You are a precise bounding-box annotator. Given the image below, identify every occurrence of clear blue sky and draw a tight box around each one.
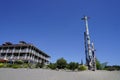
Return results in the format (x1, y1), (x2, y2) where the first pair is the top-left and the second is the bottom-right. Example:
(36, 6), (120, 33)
(0, 0), (120, 65)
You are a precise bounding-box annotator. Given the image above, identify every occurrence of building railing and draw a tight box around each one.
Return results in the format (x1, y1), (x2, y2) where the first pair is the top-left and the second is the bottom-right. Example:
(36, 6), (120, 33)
(0, 48), (49, 63)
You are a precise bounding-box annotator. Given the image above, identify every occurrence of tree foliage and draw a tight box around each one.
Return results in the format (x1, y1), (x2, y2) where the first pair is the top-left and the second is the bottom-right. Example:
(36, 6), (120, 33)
(68, 62), (79, 70)
(56, 58), (67, 69)
(96, 59), (102, 70)
(104, 65), (120, 71)
(47, 63), (57, 70)
(36, 62), (45, 68)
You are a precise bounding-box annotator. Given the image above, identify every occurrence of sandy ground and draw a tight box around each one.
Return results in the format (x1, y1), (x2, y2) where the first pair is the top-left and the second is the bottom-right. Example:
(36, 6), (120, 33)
(0, 68), (120, 80)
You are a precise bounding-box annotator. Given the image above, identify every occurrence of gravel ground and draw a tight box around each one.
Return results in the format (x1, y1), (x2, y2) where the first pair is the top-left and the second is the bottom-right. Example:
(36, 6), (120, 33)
(0, 68), (120, 80)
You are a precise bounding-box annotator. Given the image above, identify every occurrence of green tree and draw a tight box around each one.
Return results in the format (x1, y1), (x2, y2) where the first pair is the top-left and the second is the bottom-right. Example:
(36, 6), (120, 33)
(96, 59), (102, 70)
(56, 58), (67, 69)
(36, 62), (44, 68)
(36, 61), (45, 68)
(104, 65), (120, 71)
(47, 63), (57, 70)
(68, 62), (79, 70)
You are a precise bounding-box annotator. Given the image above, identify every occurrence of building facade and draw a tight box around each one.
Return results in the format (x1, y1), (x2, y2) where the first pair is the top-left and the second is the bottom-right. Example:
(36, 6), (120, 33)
(0, 41), (50, 64)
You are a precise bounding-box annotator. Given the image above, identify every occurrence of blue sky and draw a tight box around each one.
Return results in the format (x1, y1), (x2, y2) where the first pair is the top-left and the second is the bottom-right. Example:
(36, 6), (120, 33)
(0, 0), (120, 65)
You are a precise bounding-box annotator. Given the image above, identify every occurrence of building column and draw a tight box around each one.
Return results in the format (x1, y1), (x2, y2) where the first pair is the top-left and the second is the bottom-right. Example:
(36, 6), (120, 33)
(28, 46), (32, 63)
(0, 48), (3, 59)
(4, 48), (8, 61)
(18, 47), (21, 60)
(11, 47), (15, 60)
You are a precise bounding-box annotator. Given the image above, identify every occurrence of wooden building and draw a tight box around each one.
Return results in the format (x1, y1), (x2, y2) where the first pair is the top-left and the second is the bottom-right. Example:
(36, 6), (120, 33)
(0, 41), (50, 64)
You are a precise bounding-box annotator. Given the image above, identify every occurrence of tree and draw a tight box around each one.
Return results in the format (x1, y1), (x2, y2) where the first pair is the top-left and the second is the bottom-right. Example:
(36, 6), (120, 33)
(96, 59), (102, 70)
(101, 62), (108, 69)
(56, 58), (67, 69)
(104, 65), (120, 71)
(36, 61), (45, 68)
(47, 63), (57, 70)
(68, 62), (79, 70)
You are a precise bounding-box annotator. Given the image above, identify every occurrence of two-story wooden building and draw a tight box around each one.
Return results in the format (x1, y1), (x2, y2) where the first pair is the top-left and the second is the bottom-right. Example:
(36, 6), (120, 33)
(0, 41), (50, 64)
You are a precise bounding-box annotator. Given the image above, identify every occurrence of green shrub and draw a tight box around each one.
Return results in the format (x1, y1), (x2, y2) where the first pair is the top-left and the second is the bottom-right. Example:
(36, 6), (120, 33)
(104, 65), (120, 71)
(14, 60), (24, 64)
(67, 62), (79, 71)
(36, 62), (45, 68)
(12, 64), (21, 69)
(47, 63), (57, 70)
(22, 64), (29, 68)
(78, 65), (87, 71)
(7, 64), (13, 68)
(0, 63), (4, 68)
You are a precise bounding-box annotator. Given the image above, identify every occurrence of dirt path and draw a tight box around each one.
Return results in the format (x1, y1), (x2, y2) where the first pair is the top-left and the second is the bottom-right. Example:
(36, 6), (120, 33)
(0, 68), (120, 80)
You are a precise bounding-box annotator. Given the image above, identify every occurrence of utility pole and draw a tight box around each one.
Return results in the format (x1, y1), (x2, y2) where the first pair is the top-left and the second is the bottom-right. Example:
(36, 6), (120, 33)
(82, 16), (96, 71)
